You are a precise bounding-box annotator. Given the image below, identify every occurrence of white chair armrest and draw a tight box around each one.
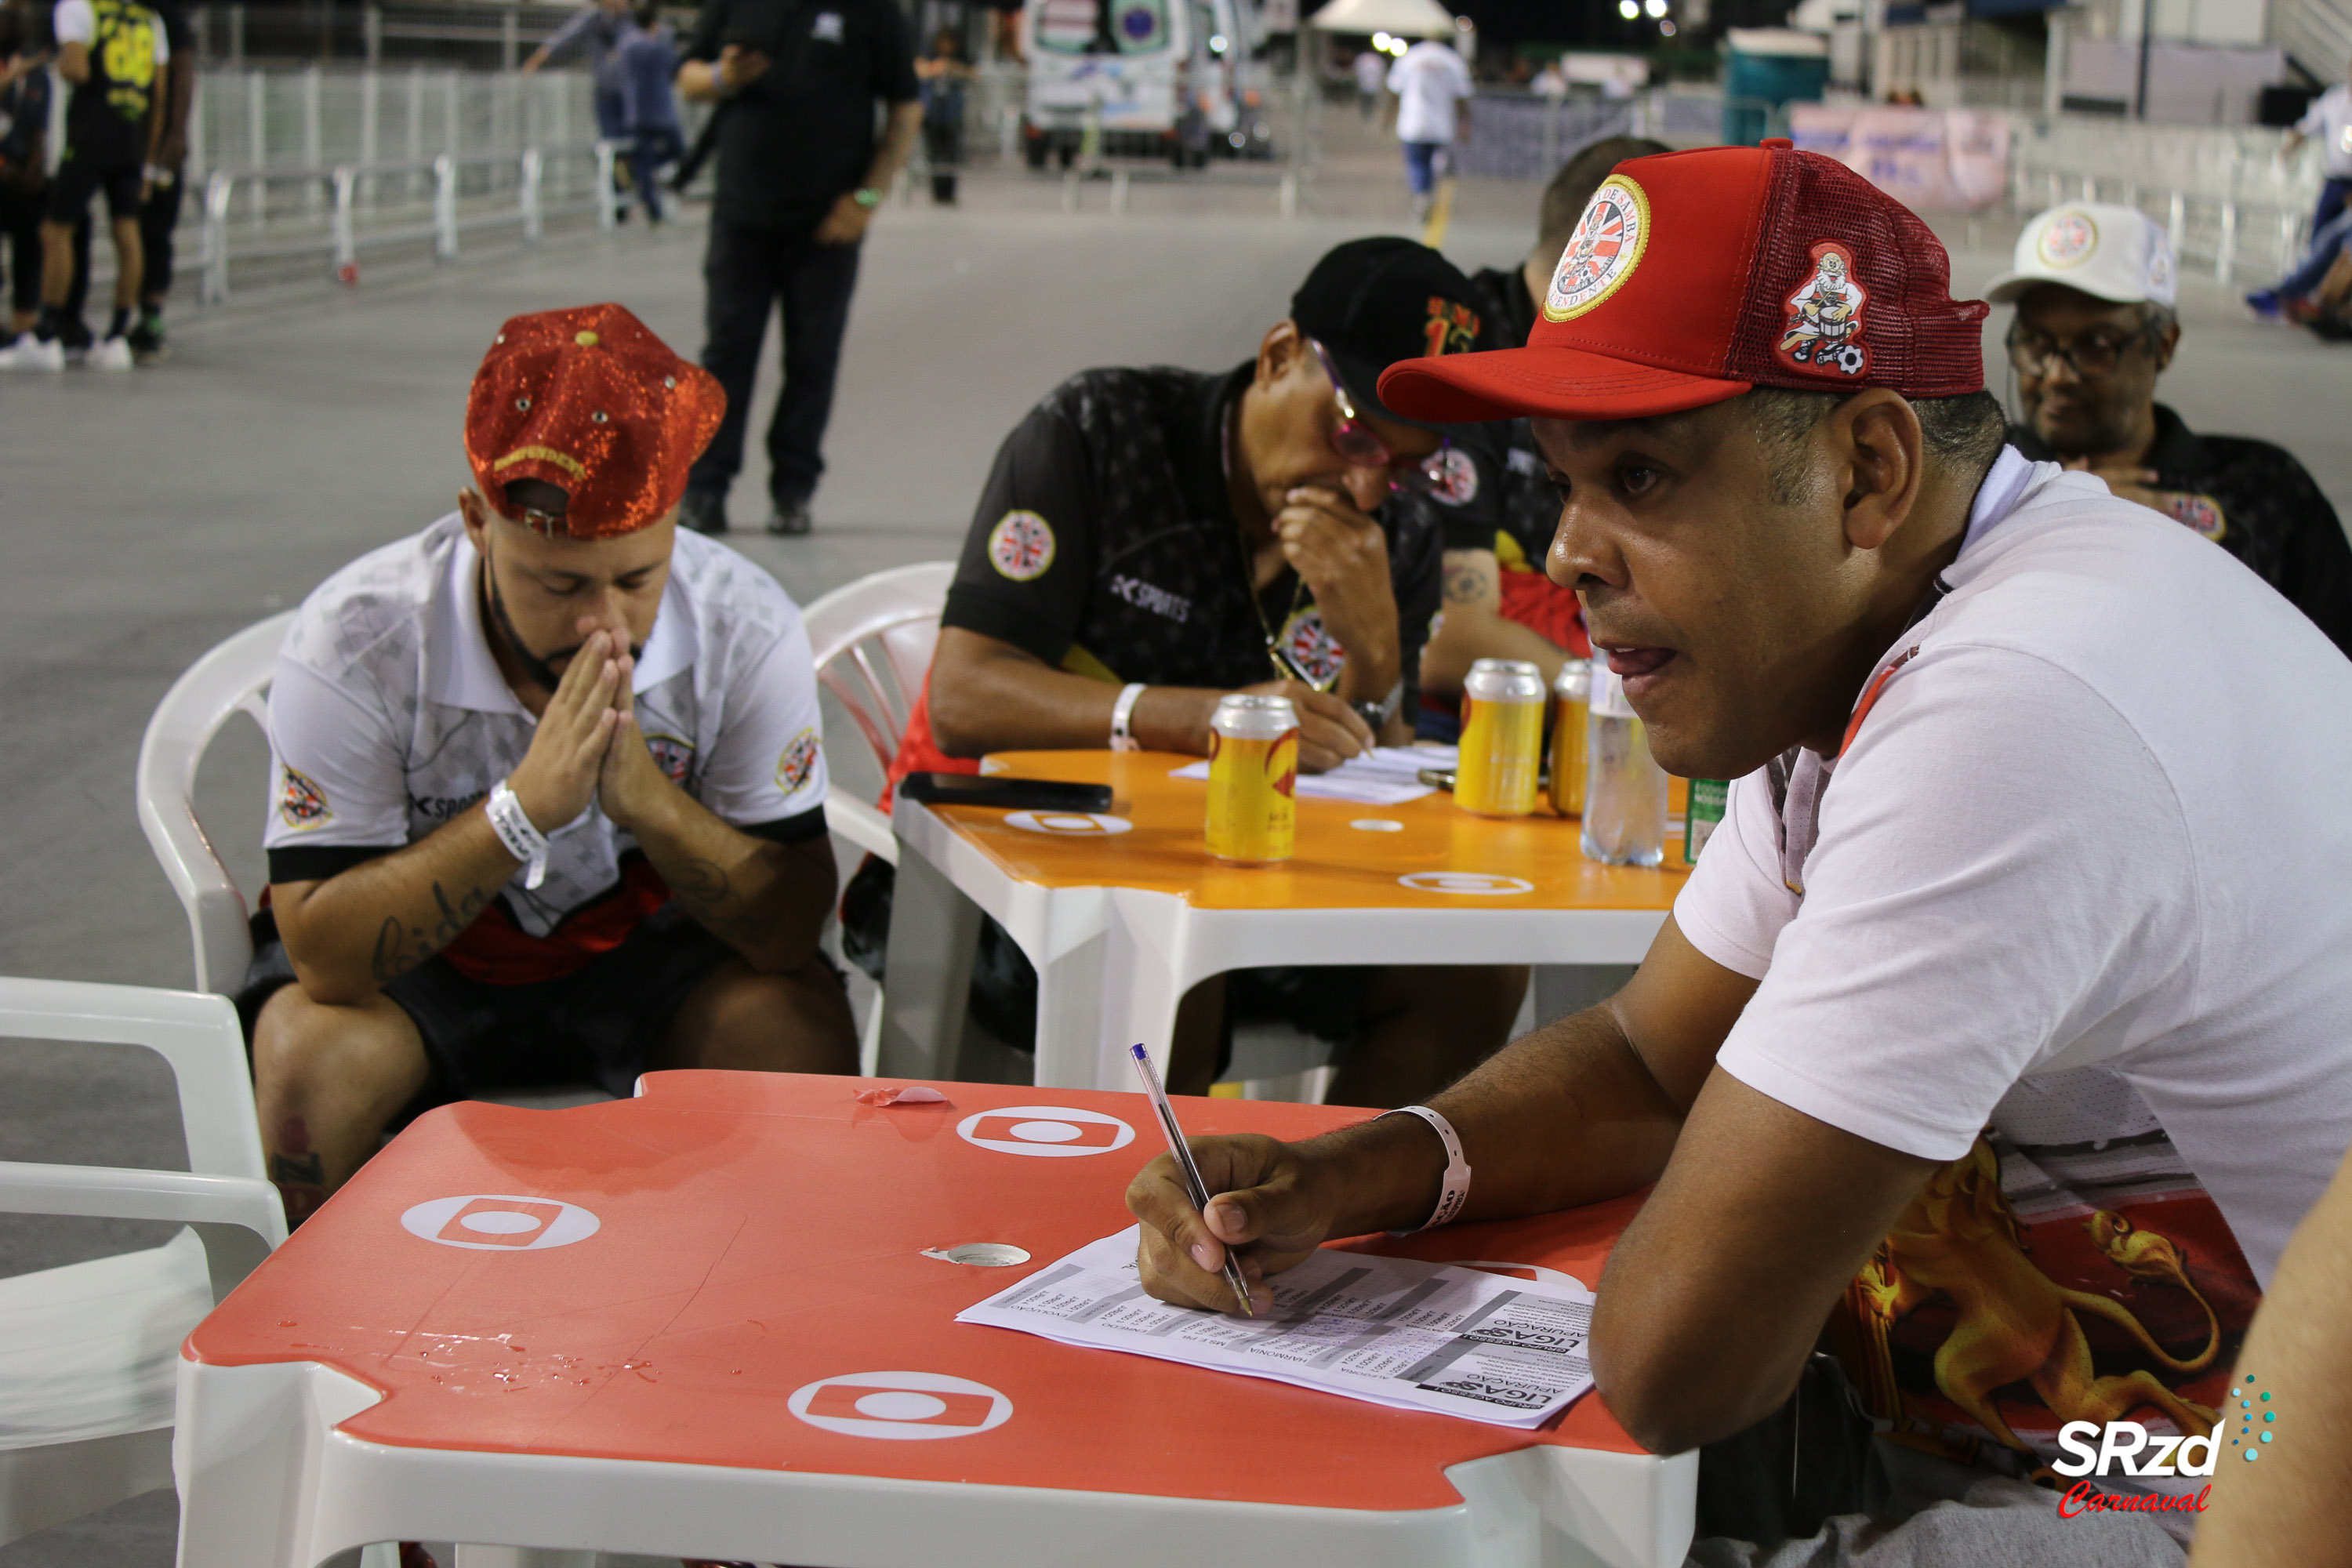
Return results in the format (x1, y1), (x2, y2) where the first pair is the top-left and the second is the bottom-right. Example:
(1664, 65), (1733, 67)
(0, 1162), (287, 1305)
(828, 794), (898, 867)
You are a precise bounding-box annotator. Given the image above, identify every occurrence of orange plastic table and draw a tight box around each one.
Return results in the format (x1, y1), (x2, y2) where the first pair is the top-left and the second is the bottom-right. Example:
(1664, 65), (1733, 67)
(879, 750), (1686, 1089)
(173, 1072), (1695, 1568)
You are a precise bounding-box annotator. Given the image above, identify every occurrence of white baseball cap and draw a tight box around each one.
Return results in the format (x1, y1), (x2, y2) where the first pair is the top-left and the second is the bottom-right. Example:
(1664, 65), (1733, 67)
(1984, 202), (2177, 309)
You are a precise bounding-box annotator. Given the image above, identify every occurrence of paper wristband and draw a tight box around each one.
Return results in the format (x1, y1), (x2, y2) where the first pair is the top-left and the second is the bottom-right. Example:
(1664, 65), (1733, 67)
(1109, 682), (1147, 753)
(1377, 1104), (1471, 1233)
(485, 779), (551, 891)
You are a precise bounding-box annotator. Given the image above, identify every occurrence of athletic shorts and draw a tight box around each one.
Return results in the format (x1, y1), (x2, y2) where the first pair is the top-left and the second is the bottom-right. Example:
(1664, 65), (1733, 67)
(45, 151), (143, 224)
(236, 903), (739, 1108)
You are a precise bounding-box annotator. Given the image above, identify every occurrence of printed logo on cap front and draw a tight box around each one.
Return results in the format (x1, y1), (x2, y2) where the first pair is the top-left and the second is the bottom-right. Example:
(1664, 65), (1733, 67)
(278, 765), (332, 829)
(1544, 175), (1651, 323)
(777, 727), (821, 795)
(1278, 607), (1346, 688)
(1423, 296), (1482, 356)
(1777, 241), (1871, 379)
(2037, 212), (2098, 269)
(789, 1372), (1012, 1440)
(957, 1105), (1137, 1156)
(401, 1194), (601, 1250)
(988, 510), (1056, 580)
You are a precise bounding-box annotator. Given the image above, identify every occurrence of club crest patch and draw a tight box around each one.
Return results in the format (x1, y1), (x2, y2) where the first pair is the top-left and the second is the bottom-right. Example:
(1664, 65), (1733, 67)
(1544, 175), (1651, 323)
(1277, 607), (1346, 690)
(777, 728), (822, 795)
(278, 765), (332, 829)
(1777, 241), (1870, 378)
(2168, 492), (2227, 542)
(2036, 211), (2097, 269)
(988, 510), (1055, 581)
(1428, 445), (1479, 506)
(645, 733), (695, 785)
(1422, 296), (1481, 357)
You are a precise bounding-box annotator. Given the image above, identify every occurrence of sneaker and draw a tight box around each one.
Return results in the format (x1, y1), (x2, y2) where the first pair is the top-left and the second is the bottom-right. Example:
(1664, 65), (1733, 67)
(56, 318), (93, 364)
(89, 334), (135, 371)
(677, 488), (729, 535)
(765, 497), (813, 535)
(2245, 288), (2282, 320)
(128, 316), (167, 363)
(0, 335), (64, 372)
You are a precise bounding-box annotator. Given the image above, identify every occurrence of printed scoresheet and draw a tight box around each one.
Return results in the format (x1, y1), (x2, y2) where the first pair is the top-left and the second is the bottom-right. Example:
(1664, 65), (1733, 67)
(956, 1227), (1595, 1428)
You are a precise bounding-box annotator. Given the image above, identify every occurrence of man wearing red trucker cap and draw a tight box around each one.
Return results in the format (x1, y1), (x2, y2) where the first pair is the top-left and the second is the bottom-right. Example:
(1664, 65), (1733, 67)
(239, 303), (856, 1225)
(1130, 143), (2352, 1559)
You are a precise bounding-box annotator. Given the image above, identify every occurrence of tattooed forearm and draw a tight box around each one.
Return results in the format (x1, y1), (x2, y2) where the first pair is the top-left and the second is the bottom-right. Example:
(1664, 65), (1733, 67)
(664, 855), (790, 952)
(368, 880), (494, 984)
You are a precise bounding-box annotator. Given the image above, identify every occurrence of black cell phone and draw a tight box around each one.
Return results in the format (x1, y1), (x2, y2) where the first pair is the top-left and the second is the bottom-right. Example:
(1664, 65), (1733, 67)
(897, 773), (1115, 812)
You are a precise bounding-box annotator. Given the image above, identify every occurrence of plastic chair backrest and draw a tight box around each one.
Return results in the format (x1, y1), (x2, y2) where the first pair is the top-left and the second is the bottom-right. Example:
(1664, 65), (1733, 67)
(135, 612), (296, 995)
(0, 978), (267, 1185)
(800, 562), (955, 777)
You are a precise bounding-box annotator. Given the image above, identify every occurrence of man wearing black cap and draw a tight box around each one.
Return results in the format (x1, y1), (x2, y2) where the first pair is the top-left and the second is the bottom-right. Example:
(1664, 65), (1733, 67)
(884, 238), (1526, 1108)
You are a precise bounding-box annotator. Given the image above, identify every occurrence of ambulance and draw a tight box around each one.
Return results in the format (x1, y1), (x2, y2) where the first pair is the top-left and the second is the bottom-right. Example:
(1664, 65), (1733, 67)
(1020, 0), (1270, 169)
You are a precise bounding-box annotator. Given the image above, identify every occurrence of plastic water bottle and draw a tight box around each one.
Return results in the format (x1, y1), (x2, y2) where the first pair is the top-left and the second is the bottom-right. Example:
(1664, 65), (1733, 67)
(1581, 658), (1668, 867)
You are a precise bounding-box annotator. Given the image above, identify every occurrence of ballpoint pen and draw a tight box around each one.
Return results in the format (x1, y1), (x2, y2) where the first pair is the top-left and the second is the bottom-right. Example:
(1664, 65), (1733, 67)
(1129, 1042), (1256, 1317)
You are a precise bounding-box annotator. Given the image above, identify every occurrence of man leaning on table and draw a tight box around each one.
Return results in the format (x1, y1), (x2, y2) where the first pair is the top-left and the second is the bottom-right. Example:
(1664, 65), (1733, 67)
(241, 303), (855, 1225)
(1130, 143), (2352, 1563)
(884, 237), (1526, 1109)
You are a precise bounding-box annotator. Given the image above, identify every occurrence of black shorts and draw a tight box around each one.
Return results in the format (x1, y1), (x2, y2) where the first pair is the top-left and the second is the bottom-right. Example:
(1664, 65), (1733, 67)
(237, 904), (740, 1107)
(45, 151), (142, 224)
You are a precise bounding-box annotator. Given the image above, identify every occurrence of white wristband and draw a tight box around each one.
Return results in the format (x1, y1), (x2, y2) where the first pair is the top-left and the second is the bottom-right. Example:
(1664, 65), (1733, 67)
(1109, 682), (1147, 752)
(1377, 1105), (1472, 1234)
(485, 779), (551, 891)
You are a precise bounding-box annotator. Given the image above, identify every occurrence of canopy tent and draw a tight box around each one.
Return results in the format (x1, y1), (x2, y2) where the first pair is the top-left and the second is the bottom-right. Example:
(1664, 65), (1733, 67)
(1308, 0), (1457, 36)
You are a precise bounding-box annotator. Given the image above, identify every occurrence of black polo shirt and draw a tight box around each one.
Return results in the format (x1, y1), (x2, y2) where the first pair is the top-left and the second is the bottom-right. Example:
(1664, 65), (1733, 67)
(942, 364), (1443, 702)
(683, 0), (917, 233)
(1465, 263), (1563, 568)
(2009, 405), (2352, 659)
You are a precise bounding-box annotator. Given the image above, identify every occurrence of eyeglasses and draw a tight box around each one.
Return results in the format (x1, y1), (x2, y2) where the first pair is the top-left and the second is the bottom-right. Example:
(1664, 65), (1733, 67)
(2005, 319), (2162, 379)
(1307, 337), (1451, 495)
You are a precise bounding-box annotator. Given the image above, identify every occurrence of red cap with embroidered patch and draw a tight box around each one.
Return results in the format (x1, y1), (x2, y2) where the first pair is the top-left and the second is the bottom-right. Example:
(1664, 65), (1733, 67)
(464, 303), (725, 539)
(1377, 140), (1988, 423)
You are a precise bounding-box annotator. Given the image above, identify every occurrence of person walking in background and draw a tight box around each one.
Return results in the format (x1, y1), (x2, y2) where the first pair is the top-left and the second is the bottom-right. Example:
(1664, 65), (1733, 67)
(0, 0), (167, 372)
(1387, 35), (1471, 225)
(2283, 56), (2352, 235)
(618, 4), (681, 224)
(0, 8), (51, 347)
(521, 0), (633, 216)
(915, 27), (972, 205)
(673, 0), (920, 537)
(1352, 44), (1385, 121)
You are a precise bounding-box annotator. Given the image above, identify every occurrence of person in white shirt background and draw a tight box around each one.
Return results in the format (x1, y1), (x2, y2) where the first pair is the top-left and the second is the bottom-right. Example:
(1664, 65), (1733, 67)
(1352, 44), (1388, 122)
(2284, 56), (2352, 236)
(1386, 36), (1473, 223)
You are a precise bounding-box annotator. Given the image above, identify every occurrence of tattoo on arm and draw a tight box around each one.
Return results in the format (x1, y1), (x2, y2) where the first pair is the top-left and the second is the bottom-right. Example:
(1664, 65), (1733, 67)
(1443, 564), (1486, 604)
(368, 880), (495, 984)
(664, 855), (788, 951)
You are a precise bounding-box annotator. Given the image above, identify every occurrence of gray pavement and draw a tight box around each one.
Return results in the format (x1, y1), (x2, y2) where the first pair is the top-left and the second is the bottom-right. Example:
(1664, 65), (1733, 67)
(3, 108), (2349, 1566)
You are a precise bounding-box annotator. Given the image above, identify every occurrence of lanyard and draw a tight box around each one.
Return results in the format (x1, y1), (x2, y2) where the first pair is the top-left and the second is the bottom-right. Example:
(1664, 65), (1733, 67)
(1221, 402), (1334, 691)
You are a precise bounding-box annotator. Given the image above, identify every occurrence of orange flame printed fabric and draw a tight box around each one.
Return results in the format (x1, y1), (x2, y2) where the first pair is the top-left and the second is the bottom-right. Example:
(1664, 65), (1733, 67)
(463, 303), (725, 539)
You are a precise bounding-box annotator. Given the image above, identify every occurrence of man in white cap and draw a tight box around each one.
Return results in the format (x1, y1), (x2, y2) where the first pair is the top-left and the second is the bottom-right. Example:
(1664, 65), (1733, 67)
(1991, 201), (2352, 656)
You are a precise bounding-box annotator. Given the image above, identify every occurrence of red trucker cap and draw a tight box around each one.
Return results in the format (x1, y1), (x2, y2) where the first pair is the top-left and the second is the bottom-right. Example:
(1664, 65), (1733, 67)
(1378, 140), (1988, 423)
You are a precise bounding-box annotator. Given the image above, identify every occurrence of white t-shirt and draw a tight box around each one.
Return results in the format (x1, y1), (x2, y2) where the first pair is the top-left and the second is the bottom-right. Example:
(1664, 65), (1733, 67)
(52, 0), (169, 58)
(1387, 42), (1472, 145)
(1353, 49), (1388, 95)
(1675, 448), (2352, 1475)
(263, 514), (828, 981)
(2296, 82), (2352, 180)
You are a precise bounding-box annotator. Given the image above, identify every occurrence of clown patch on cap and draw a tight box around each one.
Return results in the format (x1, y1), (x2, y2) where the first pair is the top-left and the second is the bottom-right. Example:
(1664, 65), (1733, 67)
(1777, 241), (1871, 379)
(464, 303), (724, 539)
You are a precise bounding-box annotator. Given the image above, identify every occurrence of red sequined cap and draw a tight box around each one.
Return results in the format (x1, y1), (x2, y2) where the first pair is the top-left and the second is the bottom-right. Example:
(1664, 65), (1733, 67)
(464, 303), (725, 539)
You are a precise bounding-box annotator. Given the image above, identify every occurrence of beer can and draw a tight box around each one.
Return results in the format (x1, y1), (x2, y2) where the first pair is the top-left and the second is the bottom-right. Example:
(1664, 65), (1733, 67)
(1548, 660), (1591, 818)
(1683, 779), (1729, 864)
(1206, 694), (1298, 864)
(1454, 659), (1546, 818)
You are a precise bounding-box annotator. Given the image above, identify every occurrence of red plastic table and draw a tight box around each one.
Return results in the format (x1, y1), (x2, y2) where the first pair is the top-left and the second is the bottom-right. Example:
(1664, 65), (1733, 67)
(174, 1072), (1695, 1568)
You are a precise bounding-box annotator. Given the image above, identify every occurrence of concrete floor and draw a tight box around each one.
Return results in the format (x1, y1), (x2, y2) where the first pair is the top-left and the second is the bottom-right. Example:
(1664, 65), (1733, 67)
(3, 106), (2348, 1566)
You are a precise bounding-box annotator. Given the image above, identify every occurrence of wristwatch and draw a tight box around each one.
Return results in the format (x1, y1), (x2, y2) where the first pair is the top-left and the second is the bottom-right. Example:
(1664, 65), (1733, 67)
(852, 187), (882, 208)
(1350, 677), (1405, 733)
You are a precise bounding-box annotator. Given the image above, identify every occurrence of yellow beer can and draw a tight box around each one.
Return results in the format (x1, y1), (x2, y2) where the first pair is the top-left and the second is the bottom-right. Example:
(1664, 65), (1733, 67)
(1206, 694), (1298, 864)
(1549, 659), (1591, 817)
(1455, 658), (1546, 818)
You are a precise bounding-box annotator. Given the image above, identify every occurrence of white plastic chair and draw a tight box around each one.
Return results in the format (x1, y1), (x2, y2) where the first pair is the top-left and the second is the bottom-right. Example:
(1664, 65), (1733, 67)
(800, 560), (956, 869)
(136, 612), (296, 995)
(0, 977), (286, 1548)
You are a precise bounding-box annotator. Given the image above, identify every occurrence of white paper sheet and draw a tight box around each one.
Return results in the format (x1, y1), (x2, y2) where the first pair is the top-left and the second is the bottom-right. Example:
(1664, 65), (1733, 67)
(956, 1226), (1595, 1428)
(1167, 745), (1457, 807)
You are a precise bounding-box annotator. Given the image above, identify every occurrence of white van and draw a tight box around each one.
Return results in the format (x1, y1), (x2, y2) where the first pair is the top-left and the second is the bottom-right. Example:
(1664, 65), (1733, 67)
(1021, 0), (1269, 169)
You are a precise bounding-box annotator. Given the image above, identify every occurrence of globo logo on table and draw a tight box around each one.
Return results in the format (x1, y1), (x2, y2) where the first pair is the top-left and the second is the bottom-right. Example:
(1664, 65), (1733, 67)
(789, 1371), (1014, 1440)
(956, 1105), (1137, 1156)
(399, 1194), (601, 1250)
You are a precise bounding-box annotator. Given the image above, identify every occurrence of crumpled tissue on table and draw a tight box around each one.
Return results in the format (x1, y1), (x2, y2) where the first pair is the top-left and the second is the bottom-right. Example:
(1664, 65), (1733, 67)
(852, 1085), (950, 1106)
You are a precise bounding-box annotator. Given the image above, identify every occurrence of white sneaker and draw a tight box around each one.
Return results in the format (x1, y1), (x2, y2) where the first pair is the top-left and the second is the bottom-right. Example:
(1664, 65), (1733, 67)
(0, 335), (65, 372)
(89, 335), (134, 371)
